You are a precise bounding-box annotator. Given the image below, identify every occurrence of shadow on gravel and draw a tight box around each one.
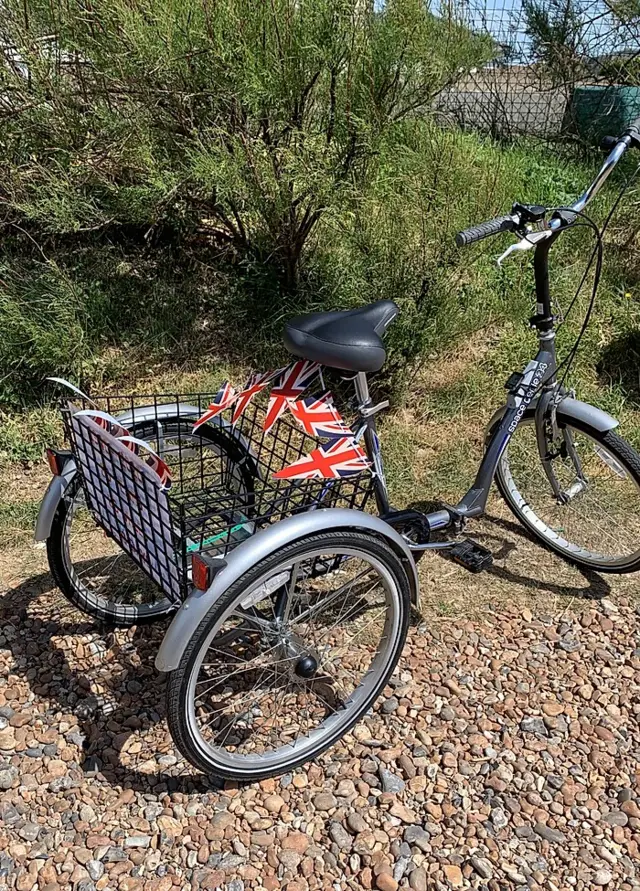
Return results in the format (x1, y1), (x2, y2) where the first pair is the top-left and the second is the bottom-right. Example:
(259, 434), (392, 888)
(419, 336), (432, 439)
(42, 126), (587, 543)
(1, 514), (611, 798)
(407, 499), (611, 602)
(467, 512), (611, 601)
(1, 569), (221, 795)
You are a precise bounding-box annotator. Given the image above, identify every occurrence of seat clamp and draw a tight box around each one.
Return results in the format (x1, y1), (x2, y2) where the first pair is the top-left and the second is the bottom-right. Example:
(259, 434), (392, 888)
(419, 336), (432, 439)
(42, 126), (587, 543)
(359, 400), (389, 418)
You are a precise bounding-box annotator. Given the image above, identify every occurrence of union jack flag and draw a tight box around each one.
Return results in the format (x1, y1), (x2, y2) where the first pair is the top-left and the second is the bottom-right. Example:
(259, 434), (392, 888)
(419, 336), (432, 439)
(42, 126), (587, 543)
(231, 368), (283, 424)
(288, 391), (353, 439)
(145, 453), (173, 490)
(76, 409), (137, 453)
(263, 360), (320, 434)
(273, 436), (370, 480)
(117, 436), (173, 489)
(193, 382), (237, 431)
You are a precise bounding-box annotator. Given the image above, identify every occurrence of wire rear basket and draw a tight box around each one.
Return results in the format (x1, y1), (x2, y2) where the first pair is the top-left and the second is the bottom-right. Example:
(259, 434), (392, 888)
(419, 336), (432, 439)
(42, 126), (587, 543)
(61, 390), (373, 602)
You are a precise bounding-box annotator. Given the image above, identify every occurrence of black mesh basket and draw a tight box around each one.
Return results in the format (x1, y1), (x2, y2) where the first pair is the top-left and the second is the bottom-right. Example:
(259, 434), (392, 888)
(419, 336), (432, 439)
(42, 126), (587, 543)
(60, 390), (373, 602)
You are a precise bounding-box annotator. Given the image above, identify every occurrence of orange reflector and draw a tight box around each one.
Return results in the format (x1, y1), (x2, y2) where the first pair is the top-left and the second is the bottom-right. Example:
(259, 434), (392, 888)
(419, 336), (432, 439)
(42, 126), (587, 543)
(45, 448), (62, 476)
(192, 553), (211, 591)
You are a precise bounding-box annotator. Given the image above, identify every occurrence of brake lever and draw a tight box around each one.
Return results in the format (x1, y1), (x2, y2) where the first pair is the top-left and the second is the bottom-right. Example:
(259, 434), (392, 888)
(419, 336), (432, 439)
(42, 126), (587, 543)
(496, 228), (552, 266)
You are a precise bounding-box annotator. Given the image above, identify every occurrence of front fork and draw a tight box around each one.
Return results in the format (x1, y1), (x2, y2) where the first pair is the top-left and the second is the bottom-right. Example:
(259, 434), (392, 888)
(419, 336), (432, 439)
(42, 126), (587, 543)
(535, 386), (587, 504)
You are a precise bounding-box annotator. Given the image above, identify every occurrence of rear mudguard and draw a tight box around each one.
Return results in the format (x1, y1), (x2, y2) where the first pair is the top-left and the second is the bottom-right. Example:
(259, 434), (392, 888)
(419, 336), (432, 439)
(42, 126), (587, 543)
(485, 395), (619, 444)
(34, 403), (243, 542)
(155, 509), (420, 672)
(34, 463), (77, 541)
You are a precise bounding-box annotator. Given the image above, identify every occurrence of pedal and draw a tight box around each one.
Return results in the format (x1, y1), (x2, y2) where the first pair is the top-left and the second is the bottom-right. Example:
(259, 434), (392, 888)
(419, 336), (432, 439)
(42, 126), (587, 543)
(449, 540), (493, 573)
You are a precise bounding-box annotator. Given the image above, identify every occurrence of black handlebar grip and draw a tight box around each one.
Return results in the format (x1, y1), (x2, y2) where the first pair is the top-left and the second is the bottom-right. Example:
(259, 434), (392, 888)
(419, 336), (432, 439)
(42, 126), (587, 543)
(600, 135), (618, 152)
(455, 214), (516, 247)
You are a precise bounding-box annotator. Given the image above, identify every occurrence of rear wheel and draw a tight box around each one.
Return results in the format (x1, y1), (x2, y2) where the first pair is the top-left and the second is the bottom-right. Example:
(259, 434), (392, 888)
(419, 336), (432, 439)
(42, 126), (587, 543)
(47, 420), (256, 626)
(496, 417), (640, 572)
(166, 530), (411, 780)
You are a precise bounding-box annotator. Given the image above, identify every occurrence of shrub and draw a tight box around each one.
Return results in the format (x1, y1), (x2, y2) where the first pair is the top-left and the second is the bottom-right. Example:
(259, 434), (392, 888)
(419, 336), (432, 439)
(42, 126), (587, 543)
(0, 0), (493, 288)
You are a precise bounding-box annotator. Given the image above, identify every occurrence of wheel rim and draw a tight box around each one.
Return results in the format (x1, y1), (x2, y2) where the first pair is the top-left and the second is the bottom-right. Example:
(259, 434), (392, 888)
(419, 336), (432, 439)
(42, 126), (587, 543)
(62, 490), (171, 616)
(499, 420), (640, 567)
(61, 424), (246, 615)
(185, 545), (404, 773)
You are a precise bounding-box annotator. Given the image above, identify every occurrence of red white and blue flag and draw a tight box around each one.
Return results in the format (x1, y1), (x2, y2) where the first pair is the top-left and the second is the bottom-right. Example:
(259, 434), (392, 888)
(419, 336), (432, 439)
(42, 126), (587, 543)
(144, 453), (173, 490)
(231, 369), (283, 424)
(76, 410), (137, 452)
(118, 437), (173, 489)
(193, 382), (237, 431)
(273, 436), (370, 480)
(263, 360), (320, 434)
(288, 391), (353, 439)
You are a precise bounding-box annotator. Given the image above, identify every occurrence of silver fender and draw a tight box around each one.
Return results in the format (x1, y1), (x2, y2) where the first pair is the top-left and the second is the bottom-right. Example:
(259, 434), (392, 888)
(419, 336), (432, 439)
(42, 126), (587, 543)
(34, 403), (249, 542)
(155, 508), (420, 672)
(116, 402), (203, 428)
(556, 397), (618, 432)
(34, 464), (77, 541)
(485, 396), (618, 443)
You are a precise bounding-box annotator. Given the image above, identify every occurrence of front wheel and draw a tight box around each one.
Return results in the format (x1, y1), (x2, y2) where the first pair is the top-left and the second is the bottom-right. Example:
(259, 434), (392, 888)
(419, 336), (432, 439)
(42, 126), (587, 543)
(496, 416), (640, 572)
(166, 530), (411, 780)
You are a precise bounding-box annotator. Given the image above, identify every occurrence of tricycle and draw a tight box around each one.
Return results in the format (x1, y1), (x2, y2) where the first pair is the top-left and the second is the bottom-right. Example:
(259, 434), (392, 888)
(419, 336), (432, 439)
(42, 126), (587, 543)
(36, 116), (640, 780)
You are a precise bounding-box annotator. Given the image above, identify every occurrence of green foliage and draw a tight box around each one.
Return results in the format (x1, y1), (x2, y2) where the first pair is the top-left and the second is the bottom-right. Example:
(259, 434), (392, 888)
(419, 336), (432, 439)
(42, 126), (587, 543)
(0, 261), (89, 403)
(0, 0), (637, 469)
(599, 55), (640, 86)
(522, 0), (588, 85)
(0, 406), (62, 465)
(0, 0), (492, 287)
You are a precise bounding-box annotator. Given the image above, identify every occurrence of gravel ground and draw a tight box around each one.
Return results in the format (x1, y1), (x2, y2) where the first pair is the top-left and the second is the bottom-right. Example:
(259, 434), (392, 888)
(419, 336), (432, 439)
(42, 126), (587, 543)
(1, 506), (640, 891)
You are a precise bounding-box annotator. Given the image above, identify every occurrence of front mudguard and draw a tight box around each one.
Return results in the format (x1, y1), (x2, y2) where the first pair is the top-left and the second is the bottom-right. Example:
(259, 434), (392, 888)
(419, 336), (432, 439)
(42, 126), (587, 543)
(155, 509), (420, 672)
(34, 403), (243, 542)
(485, 395), (619, 445)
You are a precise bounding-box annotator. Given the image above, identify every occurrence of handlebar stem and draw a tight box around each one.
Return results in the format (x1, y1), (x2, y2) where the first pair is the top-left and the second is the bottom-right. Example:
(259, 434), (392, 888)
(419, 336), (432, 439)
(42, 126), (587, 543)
(532, 231), (562, 329)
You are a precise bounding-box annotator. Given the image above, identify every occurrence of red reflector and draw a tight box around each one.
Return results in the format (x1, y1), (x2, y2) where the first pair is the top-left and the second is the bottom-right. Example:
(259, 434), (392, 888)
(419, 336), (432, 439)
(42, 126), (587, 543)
(192, 554), (211, 591)
(45, 448), (62, 476)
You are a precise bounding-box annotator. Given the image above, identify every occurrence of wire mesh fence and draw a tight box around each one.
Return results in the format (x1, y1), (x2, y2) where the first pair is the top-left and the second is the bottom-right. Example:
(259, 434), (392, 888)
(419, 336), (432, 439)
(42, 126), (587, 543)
(434, 0), (640, 142)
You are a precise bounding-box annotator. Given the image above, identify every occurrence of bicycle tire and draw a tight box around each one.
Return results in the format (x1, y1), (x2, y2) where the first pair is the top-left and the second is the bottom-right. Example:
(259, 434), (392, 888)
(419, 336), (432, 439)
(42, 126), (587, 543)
(496, 414), (640, 573)
(166, 530), (411, 780)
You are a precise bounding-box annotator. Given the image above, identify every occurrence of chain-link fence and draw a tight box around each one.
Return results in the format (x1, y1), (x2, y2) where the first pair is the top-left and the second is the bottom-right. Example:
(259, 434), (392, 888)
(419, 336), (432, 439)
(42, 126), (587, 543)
(433, 0), (640, 142)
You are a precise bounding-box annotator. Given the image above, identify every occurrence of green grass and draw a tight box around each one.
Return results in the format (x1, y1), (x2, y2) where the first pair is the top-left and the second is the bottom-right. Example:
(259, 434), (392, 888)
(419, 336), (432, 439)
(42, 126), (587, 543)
(0, 407), (64, 467)
(0, 498), (41, 546)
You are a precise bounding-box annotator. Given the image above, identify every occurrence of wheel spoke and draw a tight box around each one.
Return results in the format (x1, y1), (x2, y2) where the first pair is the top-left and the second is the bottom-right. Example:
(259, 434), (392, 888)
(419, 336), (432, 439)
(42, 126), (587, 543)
(181, 539), (407, 774)
(500, 421), (640, 566)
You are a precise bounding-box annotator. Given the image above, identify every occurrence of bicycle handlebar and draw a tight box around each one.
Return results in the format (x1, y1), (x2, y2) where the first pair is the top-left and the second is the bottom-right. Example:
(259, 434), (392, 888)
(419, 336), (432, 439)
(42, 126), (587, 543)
(628, 114), (640, 137)
(455, 214), (516, 247)
(456, 120), (640, 248)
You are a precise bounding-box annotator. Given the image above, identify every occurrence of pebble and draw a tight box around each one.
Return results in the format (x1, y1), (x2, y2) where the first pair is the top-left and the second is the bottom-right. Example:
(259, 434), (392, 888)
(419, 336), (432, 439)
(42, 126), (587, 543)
(1, 577), (639, 891)
(0, 767), (17, 790)
(329, 822), (353, 851)
(86, 862), (104, 881)
(379, 768), (405, 794)
(409, 867), (427, 891)
(313, 792), (337, 811)
(490, 807), (508, 830)
(603, 810), (628, 826)
(443, 864), (463, 887)
(469, 856), (493, 879)
(375, 875), (398, 891)
(534, 822), (565, 844)
(347, 813), (369, 834)
(404, 826), (431, 852)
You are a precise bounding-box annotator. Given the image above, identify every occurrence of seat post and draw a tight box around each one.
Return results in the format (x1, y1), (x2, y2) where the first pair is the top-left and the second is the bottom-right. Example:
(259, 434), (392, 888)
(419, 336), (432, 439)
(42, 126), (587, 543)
(354, 372), (371, 411)
(353, 373), (391, 515)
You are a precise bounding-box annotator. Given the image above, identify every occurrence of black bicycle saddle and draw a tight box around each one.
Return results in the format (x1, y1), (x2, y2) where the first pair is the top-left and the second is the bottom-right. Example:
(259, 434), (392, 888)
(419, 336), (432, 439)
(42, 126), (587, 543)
(283, 300), (399, 373)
